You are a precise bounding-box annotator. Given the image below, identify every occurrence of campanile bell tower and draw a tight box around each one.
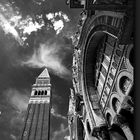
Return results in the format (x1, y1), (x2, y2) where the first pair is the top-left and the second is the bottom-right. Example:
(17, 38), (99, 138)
(21, 68), (51, 140)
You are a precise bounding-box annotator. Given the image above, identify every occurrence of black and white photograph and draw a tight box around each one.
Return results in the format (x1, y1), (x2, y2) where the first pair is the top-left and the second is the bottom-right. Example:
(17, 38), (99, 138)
(0, 0), (134, 140)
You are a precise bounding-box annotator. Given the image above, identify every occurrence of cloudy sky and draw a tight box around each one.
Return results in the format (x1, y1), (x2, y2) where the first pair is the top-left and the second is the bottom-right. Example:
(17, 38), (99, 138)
(0, 0), (81, 139)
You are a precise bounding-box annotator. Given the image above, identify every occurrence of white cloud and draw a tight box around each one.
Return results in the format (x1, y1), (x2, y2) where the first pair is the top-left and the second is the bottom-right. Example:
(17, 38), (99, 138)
(52, 124), (69, 140)
(64, 136), (70, 140)
(22, 42), (71, 79)
(46, 13), (54, 20)
(0, 2), (45, 45)
(61, 13), (70, 22)
(0, 13), (23, 45)
(53, 20), (64, 34)
(46, 11), (70, 34)
(18, 16), (44, 35)
(33, 0), (46, 5)
(51, 107), (67, 120)
(10, 134), (17, 140)
(3, 88), (29, 130)
(4, 88), (29, 112)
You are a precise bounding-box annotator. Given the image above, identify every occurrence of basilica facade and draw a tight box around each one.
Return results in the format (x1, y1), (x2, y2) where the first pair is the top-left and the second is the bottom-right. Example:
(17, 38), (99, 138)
(67, 0), (134, 140)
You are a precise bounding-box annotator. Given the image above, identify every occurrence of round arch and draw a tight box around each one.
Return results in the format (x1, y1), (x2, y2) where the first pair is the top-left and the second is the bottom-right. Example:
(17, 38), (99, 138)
(116, 70), (133, 96)
(38, 90), (41, 95)
(41, 91), (44, 95)
(105, 108), (115, 126)
(109, 93), (122, 114)
(34, 90), (37, 95)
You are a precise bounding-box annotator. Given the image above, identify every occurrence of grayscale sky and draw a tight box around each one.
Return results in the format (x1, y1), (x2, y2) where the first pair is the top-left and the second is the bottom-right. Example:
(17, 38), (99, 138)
(0, 0), (81, 140)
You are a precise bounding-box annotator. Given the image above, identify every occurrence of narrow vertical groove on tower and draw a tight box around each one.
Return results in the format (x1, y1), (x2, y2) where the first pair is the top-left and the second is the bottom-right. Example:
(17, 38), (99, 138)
(21, 104), (31, 140)
(35, 104), (44, 140)
(27, 104), (36, 140)
(42, 103), (50, 140)
(34, 104), (41, 140)
(29, 104), (39, 139)
(40, 103), (45, 140)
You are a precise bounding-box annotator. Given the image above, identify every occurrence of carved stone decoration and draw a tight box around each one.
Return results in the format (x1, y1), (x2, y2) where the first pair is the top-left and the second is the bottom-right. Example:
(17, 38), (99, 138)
(112, 115), (134, 140)
(93, 0), (126, 5)
(120, 58), (127, 71)
(109, 124), (127, 140)
(113, 114), (127, 127)
(75, 94), (83, 112)
(125, 44), (134, 72)
(120, 96), (134, 114)
(92, 125), (110, 140)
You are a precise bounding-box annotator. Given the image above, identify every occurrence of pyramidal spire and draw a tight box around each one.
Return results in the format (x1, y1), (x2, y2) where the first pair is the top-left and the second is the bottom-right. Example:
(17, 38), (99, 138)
(38, 68), (50, 78)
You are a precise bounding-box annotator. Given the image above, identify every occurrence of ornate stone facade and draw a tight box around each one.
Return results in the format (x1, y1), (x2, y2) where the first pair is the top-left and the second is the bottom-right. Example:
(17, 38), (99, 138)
(67, 0), (134, 140)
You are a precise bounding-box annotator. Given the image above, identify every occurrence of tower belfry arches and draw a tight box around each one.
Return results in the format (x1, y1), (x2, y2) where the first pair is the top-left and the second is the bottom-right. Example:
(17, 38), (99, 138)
(21, 68), (51, 140)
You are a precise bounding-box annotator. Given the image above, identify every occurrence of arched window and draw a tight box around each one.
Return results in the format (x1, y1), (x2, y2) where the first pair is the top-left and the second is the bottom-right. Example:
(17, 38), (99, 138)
(119, 76), (132, 94)
(34, 90), (37, 95)
(86, 120), (91, 134)
(112, 98), (121, 112)
(106, 113), (112, 126)
(45, 91), (47, 95)
(38, 91), (41, 95)
(41, 91), (44, 95)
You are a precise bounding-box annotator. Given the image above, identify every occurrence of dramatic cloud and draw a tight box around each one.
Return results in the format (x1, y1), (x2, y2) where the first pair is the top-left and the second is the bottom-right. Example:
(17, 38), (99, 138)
(51, 107), (67, 120)
(0, 2), (71, 46)
(0, 13), (23, 45)
(64, 136), (70, 140)
(46, 11), (70, 34)
(1, 88), (30, 139)
(4, 88), (29, 112)
(10, 134), (17, 140)
(18, 15), (44, 36)
(0, 2), (45, 45)
(53, 20), (64, 34)
(33, 0), (46, 5)
(22, 42), (71, 79)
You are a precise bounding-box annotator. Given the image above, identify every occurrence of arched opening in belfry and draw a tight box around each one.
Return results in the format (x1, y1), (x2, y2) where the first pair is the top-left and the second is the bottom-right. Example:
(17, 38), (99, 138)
(41, 91), (44, 95)
(38, 91), (41, 95)
(45, 91), (47, 95)
(34, 90), (37, 95)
